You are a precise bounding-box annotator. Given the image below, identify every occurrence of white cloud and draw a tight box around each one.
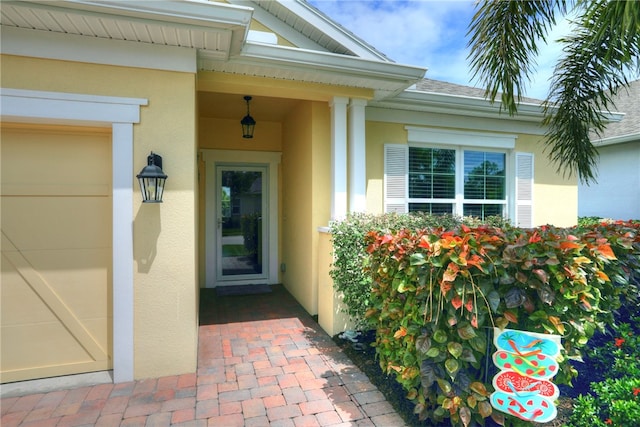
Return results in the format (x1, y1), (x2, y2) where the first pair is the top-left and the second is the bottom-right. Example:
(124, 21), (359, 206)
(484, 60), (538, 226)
(309, 0), (574, 100)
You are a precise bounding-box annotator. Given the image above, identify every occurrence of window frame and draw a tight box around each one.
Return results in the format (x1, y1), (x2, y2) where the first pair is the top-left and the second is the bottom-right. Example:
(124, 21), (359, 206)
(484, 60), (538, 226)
(384, 126), (536, 224)
(407, 144), (509, 219)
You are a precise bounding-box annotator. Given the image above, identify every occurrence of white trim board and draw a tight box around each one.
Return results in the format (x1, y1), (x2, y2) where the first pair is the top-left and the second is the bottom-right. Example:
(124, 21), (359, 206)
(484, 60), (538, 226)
(406, 126), (517, 149)
(1, 88), (145, 383)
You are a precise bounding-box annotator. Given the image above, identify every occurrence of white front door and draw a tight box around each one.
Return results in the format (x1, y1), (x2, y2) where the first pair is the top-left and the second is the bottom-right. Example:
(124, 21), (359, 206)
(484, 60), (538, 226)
(203, 150), (281, 288)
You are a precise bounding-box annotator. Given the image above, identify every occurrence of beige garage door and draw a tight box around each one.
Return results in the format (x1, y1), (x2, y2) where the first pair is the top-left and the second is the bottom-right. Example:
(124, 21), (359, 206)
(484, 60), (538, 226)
(1, 123), (113, 383)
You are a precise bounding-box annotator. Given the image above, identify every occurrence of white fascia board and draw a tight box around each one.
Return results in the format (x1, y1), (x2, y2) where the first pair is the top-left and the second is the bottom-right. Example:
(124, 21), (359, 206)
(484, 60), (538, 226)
(1, 26), (199, 73)
(237, 42), (426, 84)
(373, 90), (547, 122)
(254, 0), (390, 61)
(36, 0), (254, 28)
(366, 107), (547, 136)
(593, 132), (640, 147)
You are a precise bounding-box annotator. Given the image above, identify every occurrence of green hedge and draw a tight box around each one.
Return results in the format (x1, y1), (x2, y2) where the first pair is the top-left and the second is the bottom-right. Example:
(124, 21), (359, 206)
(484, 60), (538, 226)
(328, 213), (510, 328)
(364, 221), (639, 426)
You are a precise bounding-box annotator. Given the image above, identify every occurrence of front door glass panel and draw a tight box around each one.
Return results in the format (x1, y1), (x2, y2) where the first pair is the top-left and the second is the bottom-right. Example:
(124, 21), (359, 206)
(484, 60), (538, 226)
(218, 168), (265, 278)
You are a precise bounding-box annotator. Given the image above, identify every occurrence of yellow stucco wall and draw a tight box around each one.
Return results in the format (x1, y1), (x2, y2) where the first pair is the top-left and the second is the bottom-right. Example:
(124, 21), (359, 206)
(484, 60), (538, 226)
(1, 54), (199, 379)
(280, 101), (331, 314)
(281, 101), (314, 312)
(516, 135), (578, 227)
(364, 121), (578, 227)
(199, 118), (282, 152)
(365, 121), (406, 213)
(310, 102), (332, 312)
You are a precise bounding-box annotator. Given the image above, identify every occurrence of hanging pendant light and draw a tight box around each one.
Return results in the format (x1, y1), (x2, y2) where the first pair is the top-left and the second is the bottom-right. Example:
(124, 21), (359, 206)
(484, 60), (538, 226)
(240, 95), (256, 138)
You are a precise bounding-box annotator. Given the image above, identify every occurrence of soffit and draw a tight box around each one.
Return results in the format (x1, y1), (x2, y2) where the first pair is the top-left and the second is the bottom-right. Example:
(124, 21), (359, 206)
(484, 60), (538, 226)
(200, 43), (426, 99)
(0, 0), (252, 60)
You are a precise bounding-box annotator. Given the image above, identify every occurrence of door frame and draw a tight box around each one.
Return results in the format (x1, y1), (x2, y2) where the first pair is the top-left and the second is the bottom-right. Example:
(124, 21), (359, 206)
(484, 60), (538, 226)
(202, 149), (281, 288)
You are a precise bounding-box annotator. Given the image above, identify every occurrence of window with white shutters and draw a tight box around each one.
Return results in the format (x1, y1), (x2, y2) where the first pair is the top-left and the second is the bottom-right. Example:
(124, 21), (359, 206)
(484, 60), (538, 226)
(385, 143), (534, 224)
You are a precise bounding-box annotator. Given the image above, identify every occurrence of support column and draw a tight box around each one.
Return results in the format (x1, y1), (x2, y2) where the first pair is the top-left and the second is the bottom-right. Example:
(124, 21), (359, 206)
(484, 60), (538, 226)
(348, 98), (367, 213)
(330, 97), (348, 220)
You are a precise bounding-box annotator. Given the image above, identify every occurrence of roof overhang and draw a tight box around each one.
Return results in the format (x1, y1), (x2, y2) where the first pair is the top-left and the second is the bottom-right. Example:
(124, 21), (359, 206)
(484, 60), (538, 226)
(372, 89), (547, 122)
(200, 42), (426, 100)
(1, 0), (426, 99)
(593, 132), (638, 147)
(1, 0), (254, 61)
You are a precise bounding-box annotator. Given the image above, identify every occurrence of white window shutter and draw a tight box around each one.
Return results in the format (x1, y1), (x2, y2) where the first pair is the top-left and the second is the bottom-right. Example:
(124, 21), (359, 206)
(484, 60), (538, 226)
(384, 144), (408, 213)
(515, 152), (534, 228)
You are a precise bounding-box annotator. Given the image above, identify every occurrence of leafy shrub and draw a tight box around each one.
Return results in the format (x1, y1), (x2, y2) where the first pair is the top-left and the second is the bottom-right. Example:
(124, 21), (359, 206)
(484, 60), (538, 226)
(567, 377), (640, 427)
(567, 317), (640, 427)
(567, 395), (608, 427)
(577, 216), (607, 228)
(587, 320), (640, 379)
(364, 221), (639, 426)
(329, 213), (509, 328)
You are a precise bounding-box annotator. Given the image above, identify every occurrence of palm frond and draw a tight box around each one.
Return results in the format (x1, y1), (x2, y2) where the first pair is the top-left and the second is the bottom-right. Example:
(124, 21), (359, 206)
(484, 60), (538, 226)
(467, 0), (569, 115)
(543, 0), (640, 183)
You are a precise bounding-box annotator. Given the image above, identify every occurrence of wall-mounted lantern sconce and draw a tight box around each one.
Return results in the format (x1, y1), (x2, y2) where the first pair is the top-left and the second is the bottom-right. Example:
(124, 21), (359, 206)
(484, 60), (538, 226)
(240, 95), (256, 138)
(137, 152), (168, 203)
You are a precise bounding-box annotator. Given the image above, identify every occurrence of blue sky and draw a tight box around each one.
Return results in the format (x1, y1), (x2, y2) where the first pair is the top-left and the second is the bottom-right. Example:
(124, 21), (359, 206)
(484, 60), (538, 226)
(308, 0), (570, 100)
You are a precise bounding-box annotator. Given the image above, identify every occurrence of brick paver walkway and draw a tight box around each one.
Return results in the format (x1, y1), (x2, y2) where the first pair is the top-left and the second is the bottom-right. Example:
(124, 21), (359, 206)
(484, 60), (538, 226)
(1, 285), (407, 426)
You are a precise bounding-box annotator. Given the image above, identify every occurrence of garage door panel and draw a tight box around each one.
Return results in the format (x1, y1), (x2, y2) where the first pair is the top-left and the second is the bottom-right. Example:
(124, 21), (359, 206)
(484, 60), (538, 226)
(1, 325), (110, 384)
(23, 248), (111, 320)
(1, 125), (111, 192)
(1, 254), (59, 325)
(2, 197), (111, 251)
(2, 183), (111, 197)
(1, 323), (109, 369)
(1, 124), (112, 383)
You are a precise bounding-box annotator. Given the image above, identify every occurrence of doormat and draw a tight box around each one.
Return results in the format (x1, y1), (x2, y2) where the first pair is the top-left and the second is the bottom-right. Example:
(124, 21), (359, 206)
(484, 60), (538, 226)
(215, 284), (272, 297)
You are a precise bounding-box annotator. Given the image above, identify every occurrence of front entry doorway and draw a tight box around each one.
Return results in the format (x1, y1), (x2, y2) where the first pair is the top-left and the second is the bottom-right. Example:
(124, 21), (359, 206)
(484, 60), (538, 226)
(203, 150), (281, 288)
(217, 166), (266, 280)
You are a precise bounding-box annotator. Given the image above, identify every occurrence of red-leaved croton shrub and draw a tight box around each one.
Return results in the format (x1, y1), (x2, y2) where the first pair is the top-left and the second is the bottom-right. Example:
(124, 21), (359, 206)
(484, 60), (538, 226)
(364, 221), (639, 426)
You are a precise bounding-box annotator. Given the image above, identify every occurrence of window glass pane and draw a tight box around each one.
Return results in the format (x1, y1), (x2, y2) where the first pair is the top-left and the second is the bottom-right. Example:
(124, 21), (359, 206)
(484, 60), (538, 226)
(464, 151), (506, 200)
(485, 176), (505, 199)
(433, 149), (456, 174)
(485, 152), (506, 176)
(432, 175), (455, 198)
(409, 147), (455, 199)
(408, 174), (432, 198)
(463, 204), (504, 220)
(409, 203), (453, 215)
